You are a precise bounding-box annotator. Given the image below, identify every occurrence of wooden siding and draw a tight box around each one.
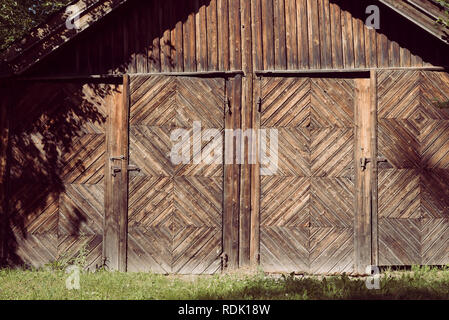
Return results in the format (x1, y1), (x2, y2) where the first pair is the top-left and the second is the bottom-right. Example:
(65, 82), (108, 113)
(3, 81), (113, 269)
(377, 70), (449, 266)
(26, 0), (449, 77)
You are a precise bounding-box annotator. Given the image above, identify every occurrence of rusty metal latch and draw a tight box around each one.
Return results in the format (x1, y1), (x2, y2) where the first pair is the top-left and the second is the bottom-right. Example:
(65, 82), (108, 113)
(360, 157), (389, 171)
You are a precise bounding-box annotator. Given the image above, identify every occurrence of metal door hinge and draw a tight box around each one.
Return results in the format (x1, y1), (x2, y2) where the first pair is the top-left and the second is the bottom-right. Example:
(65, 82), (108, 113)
(221, 252), (229, 269)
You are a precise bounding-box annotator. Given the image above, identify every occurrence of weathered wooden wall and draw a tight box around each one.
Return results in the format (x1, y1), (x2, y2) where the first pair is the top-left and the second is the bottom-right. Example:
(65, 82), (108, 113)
(2, 81), (115, 268)
(26, 0), (449, 77)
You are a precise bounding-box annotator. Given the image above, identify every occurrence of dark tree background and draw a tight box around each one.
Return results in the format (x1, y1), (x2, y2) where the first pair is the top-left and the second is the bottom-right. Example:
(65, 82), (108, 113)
(0, 0), (72, 51)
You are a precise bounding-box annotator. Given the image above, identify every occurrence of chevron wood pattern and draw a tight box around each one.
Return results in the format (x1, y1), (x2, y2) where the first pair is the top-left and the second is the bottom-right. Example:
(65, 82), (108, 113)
(127, 76), (224, 274)
(378, 70), (449, 266)
(6, 82), (108, 268)
(260, 77), (355, 274)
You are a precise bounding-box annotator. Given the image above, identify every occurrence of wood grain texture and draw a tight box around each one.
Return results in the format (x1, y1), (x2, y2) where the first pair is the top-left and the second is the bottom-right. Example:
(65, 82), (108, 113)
(259, 76), (355, 274)
(5, 82), (108, 268)
(378, 70), (449, 266)
(128, 75), (225, 274)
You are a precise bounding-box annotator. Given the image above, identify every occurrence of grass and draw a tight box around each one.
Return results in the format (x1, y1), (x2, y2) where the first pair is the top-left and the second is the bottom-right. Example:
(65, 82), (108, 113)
(0, 266), (449, 300)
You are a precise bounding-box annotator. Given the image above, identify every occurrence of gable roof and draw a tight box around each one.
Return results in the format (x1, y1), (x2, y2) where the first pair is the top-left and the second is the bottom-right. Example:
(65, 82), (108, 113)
(379, 0), (449, 43)
(0, 0), (448, 77)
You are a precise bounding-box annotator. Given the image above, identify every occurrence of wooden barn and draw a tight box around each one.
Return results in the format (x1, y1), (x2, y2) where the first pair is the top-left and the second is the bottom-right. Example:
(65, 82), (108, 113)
(0, 0), (449, 275)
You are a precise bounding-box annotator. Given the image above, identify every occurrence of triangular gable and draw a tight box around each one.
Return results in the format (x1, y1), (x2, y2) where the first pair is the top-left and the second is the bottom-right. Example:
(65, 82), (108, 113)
(1, 0), (448, 77)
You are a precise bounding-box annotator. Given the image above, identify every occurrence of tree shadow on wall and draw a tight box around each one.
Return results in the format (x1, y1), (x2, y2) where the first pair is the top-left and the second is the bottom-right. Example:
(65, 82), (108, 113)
(1, 80), (119, 269)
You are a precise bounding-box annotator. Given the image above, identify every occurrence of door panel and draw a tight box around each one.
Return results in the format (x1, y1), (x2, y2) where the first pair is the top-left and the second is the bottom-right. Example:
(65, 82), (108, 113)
(259, 77), (355, 274)
(378, 70), (449, 266)
(127, 75), (224, 274)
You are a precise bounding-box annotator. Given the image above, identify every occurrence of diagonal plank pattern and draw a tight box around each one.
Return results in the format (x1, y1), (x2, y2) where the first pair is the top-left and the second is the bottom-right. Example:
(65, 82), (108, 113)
(378, 70), (449, 266)
(128, 76), (224, 274)
(260, 77), (355, 274)
(6, 82), (108, 268)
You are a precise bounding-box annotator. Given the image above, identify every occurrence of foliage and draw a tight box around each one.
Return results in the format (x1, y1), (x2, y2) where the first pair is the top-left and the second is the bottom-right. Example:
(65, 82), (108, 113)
(0, 0), (72, 51)
(436, 0), (449, 28)
(0, 266), (448, 300)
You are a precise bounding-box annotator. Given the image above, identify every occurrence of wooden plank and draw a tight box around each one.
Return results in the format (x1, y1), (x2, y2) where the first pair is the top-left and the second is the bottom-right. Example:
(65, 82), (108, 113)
(354, 77), (373, 274)
(218, 0), (230, 70)
(183, 1), (197, 71)
(318, 0), (332, 69)
(229, 0), (242, 70)
(0, 84), (11, 261)
(364, 23), (377, 68)
(262, 0), (275, 70)
(284, 0), (298, 69)
(307, 0), (320, 69)
(240, 0), (252, 268)
(353, 15), (366, 69)
(207, 0), (219, 70)
(160, 1), (172, 72)
(148, 0), (161, 72)
(370, 70), (378, 266)
(341, 7), (355, 69)
(171, 1), (184, 72)
(329, 1), (343, 69)
(273, 0), (287, 69)
(196, 0), (209, 71)
(297, 0), (309, 69)
(251, 0), (264, 71)
(104, 77), (129, 271)
(224, 76), (241, 270)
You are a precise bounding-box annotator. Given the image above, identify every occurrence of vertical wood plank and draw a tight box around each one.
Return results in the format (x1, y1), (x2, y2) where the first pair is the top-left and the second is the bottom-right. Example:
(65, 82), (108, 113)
(364, 25), (377, 68)
(240, 0), (252, 268)
(273, 0), (287, 70)
(370, 70), (379, 267)
(207, 0), (219, 70)
(261, 0), (275, 70)
(341, 7), (355, 69)
(218, 0), (230, 70)
(329, 1), (343, 68)
(229, 0), (242, 70)
(160, 1), (172, 72)
(252, 0), (264, 71)
(224, 76), (241, 270)
(377, 30), (389, 68)
(285, 0), (298, 69)
(250, 76), (261, 266)
(104, 78), (129, 272)
(307, 0), (320, 69)
(354, 77), (373, 274)
(196, 0), (209, 71)
(297, 0), (309, 69)
(318, 0), (332, 69)
(353, 16), (366, 69)
(171, 1), (184, 72)
(184, 1), (197, 71)
(148, 0), (161, 72)
(135, 3), (147, 73)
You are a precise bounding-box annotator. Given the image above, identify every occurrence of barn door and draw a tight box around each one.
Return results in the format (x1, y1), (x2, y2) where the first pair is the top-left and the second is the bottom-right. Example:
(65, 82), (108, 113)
(125, 75), (229, 274)
(257, 75), (375, 274)
(377, 70), (449, 266)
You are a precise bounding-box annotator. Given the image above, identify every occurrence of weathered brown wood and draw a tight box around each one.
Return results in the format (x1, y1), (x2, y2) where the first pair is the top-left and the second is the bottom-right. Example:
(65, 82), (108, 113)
(239, 0), (253, 268)
(370, 70), (379, 266)
(127, 75), (224, 273)
(206, 0), (218, 71)
(307, 0), (320, 69)
(296, 0), (309, 69)
(104, 77), (128, 271)
(354, 77), (373, 274)
(274, 0), (287, 70)
(330, 1), (343, 69)
(229, 0), (242, 70)
(217, 0), (230, 70)
(259, 76), (356, 274)
(183, 2), (197, 72)
(224, 76), (242, 270)
(261, 0), (275, 70)
(318, 0), (332, 69)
